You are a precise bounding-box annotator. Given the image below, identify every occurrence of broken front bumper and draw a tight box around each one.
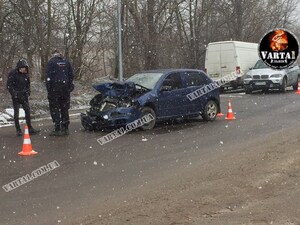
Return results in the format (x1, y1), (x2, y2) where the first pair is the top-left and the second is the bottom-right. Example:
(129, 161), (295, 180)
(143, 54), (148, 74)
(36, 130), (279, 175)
(81, 106), (142, 130)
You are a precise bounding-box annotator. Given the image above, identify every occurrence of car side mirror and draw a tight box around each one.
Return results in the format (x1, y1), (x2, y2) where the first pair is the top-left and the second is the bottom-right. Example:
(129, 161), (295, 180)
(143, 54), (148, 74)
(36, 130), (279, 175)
(249, 67), (253, 70)
(160, 85), (172, 92)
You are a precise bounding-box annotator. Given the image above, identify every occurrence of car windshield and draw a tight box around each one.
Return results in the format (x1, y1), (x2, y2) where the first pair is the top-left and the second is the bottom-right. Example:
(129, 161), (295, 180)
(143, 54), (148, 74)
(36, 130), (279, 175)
(253, 60), (269, 69)
(127, 73), (164, 90)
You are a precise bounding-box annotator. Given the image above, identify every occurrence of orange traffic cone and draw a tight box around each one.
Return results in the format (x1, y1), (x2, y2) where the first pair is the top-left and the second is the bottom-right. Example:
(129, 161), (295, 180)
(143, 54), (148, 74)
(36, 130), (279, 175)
(296, 82), (300, 95)
(225, 100), (236, 120)
(18, 125), (38, 156)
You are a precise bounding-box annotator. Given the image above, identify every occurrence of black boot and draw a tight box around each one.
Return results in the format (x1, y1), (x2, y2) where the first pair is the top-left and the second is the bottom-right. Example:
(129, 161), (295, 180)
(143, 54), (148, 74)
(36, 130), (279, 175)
(60, 124), (69, 136)
(50, 124), (61, 136)
(16, 128), (22, 137)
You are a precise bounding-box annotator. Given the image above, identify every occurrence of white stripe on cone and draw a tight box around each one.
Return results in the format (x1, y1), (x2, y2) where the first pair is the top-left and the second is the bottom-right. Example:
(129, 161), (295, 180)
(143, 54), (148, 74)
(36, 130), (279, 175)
(23, 139), (31, 144)
(24, 129), (29, 135)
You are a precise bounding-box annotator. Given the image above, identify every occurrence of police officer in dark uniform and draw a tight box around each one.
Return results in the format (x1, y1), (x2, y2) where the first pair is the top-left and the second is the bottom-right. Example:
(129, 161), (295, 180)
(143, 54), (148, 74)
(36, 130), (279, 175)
(7, 59), (40, 136)
(46, 49), (74, 136)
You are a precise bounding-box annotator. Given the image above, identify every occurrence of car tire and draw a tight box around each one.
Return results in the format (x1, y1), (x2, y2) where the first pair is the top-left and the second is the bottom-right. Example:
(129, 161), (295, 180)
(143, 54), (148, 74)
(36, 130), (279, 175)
(245, 88), (252, 94)
(262, 89), (269, 93)
(280, 77), (287, 93)
(82, 122), (94, 131)
(293, 76), (299, 91)
(140, 107), (156, 130)
(203, 100), (218, 121)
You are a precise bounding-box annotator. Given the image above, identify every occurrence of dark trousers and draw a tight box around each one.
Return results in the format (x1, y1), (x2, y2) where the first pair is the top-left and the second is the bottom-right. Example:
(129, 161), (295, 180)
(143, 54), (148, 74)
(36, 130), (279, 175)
(12, 96), (31, 130)
(48, 94), (70, 128)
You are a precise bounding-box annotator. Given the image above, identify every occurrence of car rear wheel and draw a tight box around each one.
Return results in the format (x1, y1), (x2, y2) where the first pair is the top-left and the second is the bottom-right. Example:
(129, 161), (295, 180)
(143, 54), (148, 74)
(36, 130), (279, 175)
(293, 76), (299, 91)
(140, 107), (156, 130)
(203, 100), (218, 121)
(280, 77), (287, 93)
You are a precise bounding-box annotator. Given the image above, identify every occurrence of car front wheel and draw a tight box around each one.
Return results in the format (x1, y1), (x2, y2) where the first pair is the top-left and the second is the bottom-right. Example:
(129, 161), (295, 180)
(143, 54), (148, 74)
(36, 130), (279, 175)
(203, 100), (218, 121)
(293, 76), (299, 91)
(140, 107), (156, 130)
(280, 77), (287, 93)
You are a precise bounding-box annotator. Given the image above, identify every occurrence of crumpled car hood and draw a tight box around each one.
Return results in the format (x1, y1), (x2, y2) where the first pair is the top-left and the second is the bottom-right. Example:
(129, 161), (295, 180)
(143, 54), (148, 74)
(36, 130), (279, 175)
(93, 81), (137, 98)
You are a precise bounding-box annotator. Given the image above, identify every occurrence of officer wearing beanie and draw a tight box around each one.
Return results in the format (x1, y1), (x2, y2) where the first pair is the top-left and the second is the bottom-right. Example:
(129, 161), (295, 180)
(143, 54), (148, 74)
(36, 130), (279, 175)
(7, 59), (40, 136)
(46, 49), (74, 136)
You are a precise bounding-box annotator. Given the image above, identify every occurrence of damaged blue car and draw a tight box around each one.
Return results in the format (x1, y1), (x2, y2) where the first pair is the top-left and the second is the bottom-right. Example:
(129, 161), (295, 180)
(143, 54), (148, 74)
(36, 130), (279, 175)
(81, 69), (221, 131)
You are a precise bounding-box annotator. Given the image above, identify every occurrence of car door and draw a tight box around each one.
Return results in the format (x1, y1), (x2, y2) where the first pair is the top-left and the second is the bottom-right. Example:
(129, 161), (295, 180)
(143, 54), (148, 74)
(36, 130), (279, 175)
(183, 71), (211, 113)
(156, 73), (186, 118)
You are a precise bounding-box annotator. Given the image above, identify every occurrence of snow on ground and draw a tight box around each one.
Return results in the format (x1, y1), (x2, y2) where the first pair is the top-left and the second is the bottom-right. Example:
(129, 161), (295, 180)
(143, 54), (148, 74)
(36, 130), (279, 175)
(0, 76), (116, 128)
(5, 108), (25, 118)
(0, 112), (13, 127)
(0, 113), (8, 124)
(0, 109), (25, 127)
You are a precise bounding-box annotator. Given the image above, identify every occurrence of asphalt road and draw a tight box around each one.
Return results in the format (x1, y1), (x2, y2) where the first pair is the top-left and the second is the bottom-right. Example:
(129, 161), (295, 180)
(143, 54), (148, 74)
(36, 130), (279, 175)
(0, 89), (299, 225)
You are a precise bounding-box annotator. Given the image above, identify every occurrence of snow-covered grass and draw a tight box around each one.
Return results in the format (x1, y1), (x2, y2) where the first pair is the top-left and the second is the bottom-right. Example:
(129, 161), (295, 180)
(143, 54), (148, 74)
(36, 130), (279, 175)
(0, 76), (115, 128)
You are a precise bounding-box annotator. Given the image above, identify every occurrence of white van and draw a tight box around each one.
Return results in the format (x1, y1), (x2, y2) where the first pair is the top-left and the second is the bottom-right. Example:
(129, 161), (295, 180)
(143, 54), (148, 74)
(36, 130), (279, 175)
(205, 41), (259, 89)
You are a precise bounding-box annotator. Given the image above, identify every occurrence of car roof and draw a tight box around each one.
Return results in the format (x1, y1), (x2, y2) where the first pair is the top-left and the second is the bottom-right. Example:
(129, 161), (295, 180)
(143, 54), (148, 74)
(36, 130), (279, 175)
(139, 69), (204, 74)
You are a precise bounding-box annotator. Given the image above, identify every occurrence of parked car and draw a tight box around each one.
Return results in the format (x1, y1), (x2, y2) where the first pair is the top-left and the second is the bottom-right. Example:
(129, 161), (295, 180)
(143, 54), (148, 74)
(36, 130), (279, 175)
(244, 59), (300, 94)
(81, 69), (221, 131)
(205, 41), (259, 89)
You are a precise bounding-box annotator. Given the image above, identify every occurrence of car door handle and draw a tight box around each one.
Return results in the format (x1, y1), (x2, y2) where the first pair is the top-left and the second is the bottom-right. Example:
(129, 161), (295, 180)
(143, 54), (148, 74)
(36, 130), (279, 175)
(221, 66), (227, 68)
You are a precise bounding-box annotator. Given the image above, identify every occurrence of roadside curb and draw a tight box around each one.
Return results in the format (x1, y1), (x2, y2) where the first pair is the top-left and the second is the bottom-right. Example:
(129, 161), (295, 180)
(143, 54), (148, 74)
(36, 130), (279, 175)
(0, 107), (89, 126)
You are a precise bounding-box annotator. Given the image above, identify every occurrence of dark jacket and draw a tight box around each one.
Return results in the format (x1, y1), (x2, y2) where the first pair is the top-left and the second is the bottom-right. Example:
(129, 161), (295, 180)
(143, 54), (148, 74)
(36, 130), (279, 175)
(46, 56), (74, 95)
(7, 60), (30, 99)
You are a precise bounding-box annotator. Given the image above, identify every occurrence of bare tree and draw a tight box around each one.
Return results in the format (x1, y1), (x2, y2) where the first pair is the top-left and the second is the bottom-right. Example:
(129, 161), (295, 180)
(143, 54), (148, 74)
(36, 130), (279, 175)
(0, 0), (299, 83)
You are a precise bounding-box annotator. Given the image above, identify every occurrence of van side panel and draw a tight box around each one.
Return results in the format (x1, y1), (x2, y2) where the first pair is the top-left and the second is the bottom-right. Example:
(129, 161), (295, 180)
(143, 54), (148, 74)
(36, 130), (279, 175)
(220, 43), (237, 77)
(205, 41), (259, 85)
(205, 44), (221, 79)
(235, 44), (259, 73)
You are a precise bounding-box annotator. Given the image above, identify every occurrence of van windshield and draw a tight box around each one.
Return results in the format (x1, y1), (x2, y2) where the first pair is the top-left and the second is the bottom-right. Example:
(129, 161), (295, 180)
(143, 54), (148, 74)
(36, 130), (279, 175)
(253, 60), (269, 69)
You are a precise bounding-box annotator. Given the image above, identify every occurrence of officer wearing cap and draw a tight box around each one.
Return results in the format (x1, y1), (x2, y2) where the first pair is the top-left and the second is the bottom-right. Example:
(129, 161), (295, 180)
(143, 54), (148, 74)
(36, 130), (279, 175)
(46, 49), (74, 136)
(7, 59), (40, 136)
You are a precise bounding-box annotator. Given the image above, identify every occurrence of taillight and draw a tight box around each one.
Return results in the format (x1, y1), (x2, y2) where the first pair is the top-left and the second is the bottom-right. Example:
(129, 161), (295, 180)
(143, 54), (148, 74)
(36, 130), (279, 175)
(236, 66), (241, 74)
